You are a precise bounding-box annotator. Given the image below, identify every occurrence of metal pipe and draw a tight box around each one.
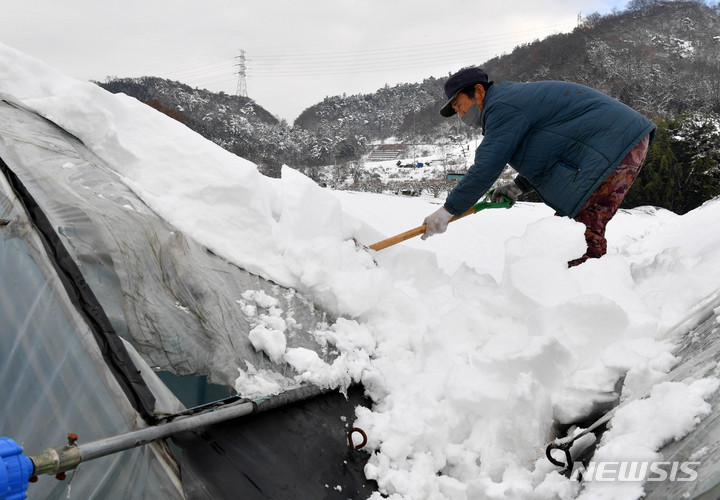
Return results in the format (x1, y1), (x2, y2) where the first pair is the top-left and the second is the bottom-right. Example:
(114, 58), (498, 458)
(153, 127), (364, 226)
(81, 399), (257, 462)
(29, 399), (255, 475)
(27, 384), (330, 476)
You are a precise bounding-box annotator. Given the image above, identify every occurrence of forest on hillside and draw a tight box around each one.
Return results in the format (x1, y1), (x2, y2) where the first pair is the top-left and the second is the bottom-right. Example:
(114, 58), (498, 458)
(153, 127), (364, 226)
(99, 0), (720, 215)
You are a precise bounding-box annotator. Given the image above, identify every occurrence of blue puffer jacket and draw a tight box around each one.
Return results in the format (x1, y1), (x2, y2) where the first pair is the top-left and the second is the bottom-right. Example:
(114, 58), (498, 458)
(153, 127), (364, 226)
(444, 81), (656, 217)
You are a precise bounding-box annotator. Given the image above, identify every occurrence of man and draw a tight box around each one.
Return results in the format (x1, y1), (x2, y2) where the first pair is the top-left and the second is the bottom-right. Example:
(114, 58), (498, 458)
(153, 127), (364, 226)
(422, 67), (656, 266)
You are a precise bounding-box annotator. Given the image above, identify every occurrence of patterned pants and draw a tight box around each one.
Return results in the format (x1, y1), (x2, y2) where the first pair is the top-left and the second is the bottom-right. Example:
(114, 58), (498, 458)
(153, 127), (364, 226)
(568, 134), (650, 267)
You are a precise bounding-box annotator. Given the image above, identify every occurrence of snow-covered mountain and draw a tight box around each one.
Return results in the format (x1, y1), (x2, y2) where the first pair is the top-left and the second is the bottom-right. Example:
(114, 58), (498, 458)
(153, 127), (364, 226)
(95, 1), (720, 218)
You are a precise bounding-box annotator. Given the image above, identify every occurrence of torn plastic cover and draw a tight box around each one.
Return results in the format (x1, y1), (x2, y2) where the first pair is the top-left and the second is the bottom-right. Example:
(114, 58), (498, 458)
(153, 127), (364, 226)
(0, 100), (335, 391)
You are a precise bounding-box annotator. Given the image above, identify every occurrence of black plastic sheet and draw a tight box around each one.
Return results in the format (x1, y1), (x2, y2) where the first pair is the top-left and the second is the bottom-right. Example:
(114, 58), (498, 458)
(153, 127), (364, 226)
(174, 385), (376, 500)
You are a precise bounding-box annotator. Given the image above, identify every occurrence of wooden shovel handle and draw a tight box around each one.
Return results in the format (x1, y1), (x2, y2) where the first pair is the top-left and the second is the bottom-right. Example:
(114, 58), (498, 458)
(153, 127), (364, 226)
(368, 207), (474, 251)
(367, 194), (514, 252)
(368, 225), (427, 251)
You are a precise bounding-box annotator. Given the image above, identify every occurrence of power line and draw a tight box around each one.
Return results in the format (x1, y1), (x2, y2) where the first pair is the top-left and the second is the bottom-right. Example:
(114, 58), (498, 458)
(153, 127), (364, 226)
(247, 22), (573, 61)
(157, 21), (576, 87)
(244, 39), (531, 75)
(158, 58), (236, 78)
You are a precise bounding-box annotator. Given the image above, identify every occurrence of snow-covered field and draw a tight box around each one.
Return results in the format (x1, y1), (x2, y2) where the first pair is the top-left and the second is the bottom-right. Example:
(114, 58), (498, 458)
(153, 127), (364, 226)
(2, 42), (720, 499)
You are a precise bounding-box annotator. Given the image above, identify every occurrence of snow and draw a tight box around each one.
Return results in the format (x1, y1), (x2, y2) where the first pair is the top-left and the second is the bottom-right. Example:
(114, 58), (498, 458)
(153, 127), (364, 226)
(2, 42), (720, 499)
(576, 377), (719, 499)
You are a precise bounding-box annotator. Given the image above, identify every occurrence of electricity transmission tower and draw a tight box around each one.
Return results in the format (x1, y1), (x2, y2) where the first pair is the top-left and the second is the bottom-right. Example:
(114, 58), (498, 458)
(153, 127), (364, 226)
(235, 50), (248, 97)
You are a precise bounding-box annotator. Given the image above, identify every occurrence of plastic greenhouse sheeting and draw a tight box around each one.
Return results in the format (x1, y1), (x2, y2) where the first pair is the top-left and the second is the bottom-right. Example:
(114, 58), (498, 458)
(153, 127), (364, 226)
(642, 298), (720, 500)
(0, 99), (373, 498)
(0, 99), (333, 389)
(0, 119), (183, 497)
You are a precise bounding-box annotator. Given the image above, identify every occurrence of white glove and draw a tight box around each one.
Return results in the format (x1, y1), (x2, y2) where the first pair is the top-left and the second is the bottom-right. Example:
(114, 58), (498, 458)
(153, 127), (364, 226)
(490, 182), (522, 203)
(421, 206), (454, 240)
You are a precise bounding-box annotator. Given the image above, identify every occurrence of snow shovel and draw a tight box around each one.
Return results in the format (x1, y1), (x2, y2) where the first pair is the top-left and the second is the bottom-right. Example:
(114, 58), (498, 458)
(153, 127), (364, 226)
(368, 193), (514, 252)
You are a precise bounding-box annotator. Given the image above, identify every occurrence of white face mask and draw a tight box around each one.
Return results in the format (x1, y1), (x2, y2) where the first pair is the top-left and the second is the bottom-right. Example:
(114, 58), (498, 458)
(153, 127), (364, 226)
(460, 104), (482, 128)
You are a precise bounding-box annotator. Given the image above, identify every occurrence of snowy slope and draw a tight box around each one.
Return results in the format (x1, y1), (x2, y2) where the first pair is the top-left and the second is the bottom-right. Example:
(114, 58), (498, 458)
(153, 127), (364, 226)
(2, 42), (720, 499)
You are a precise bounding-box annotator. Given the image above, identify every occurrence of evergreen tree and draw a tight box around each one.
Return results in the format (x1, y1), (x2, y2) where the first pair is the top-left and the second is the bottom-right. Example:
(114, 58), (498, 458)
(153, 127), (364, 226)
(624, 114), (720, 213)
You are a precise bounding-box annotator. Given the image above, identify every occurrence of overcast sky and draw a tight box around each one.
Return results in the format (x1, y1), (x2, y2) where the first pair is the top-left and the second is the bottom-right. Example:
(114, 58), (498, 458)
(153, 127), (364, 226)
(3, 0), (628, 122)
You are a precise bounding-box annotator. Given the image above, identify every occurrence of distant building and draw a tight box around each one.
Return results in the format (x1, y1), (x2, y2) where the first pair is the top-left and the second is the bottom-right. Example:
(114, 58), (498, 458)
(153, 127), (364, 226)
(446, 172), (465, 181)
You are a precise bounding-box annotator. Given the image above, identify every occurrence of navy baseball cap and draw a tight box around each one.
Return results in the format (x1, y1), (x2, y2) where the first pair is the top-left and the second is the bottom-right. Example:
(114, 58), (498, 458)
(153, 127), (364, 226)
(440, 67), (489, 117)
